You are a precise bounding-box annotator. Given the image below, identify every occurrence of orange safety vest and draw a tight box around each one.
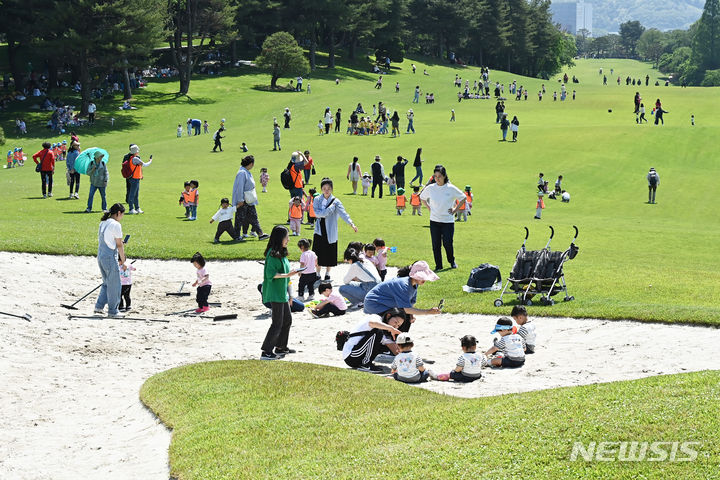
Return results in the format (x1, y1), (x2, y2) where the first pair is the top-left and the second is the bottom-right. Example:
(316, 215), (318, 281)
(182, 189), (198, 204)
(132, 160), (143, 179)
(456, 199), (465, 211)
(306, 198), (316, 218)
(396, 195), (406, 208)
(410, 193), (421, 206)
(15, 151), (22, 161)
(289, 203), (303, 219)
(291, 165), (303, 188)
(464, 191), (472, 204)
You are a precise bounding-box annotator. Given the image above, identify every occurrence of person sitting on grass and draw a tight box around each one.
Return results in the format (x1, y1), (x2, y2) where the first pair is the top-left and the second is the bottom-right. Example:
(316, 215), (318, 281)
(511, 305), (537, 354)
(390, 333), (432, 383)
(310, 282), (347, 318)
(485, 317), (526, 368)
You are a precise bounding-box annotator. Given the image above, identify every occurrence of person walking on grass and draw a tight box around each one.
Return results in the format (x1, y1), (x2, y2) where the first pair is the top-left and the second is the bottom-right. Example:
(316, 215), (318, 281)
(86, 150), (109, 213)
(126, 145), (152, 214)
(232, 155), (269, 241)
(66, 141), (81, 199)
(32, 141), (56, 198)
(371, 155), (385, 198)
(647, 167), (660, 204)
(409, 147), (424, 186)
(273, 122), (281, 151)
(261, 225), (302, 360)
(94, 203), (126, 319)
(500, 113), (509, 141)
(212, 127), (224, 152)
(347, 156), (362, 194)
(406, 109), (415, 133)
(510, 116), (519, 142)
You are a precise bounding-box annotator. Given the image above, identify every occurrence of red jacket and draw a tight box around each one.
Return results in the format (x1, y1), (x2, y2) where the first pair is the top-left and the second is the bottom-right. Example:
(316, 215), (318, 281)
(33, 148), (56, 172)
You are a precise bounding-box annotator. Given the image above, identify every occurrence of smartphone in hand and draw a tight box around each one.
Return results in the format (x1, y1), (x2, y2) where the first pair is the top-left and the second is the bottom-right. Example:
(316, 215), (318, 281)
(123, 234), (131, 244)
(295, 266), (307, 273)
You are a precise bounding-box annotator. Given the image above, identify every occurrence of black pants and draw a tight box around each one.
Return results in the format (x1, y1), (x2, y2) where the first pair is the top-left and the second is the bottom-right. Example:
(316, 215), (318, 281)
(371, 179), (383, 198)
(213, 138), (222, 151)
(40, 171), (53, 195)
(297, 272), (318, 296)
(314, 303), (346, 317)
(88, 112), (95, 124)
(69, 171), (80, 194)
(196, 285), (211, 308)
(450, 371), (481, 383)
(430, 220), (455, 269)
(215, 220), (236, 240)
(335, 121), (340, 132)
(378, 269), (387, 281)
(119, 285), (132, 309)
(395, 176), (405, 189)
(344, 330), (383, 368)
(648, 185), (657, 203)
(234, 204), (263, 236)
(125, 178), (131, 204)
(325, 123), (331, 134)
(262, 302), (292, 353)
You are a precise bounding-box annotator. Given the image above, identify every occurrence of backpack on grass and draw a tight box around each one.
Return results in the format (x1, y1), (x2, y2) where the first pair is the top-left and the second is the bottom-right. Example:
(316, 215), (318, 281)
(467, 263), (502, 289)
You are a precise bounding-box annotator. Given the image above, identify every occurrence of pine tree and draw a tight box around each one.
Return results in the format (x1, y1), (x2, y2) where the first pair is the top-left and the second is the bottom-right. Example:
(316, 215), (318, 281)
(692, 0), (720, 70)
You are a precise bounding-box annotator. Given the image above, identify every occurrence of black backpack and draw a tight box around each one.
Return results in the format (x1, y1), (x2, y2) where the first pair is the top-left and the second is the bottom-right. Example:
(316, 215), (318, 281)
(648, 172), (658, 186)
(280, 168), (294, 190)
(467, 263), (502, 289)
(335, 330), (374, 351)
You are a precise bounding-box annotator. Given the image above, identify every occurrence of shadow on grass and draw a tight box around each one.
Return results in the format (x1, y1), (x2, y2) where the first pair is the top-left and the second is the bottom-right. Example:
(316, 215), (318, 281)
(62, 211), (92, 214)
(25, 196), (47, 200)
(132, 89), (216, 105)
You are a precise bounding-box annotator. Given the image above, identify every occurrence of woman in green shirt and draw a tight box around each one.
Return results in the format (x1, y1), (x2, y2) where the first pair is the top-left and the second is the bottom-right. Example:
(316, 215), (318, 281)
(262, 225), (302, 360)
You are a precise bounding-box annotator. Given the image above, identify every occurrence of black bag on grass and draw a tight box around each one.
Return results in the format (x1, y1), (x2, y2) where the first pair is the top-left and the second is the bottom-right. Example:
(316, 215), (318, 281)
(467, 263), (501, 289)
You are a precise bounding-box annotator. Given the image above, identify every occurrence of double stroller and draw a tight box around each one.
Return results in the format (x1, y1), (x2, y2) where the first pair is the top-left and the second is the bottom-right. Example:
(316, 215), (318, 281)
(494, 226), (579, 307)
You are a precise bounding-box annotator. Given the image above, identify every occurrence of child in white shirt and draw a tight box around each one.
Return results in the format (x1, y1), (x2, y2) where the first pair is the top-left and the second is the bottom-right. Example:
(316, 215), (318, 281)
(391, 333), (430, 383)
(177, 124), (182, 137)
(361, 173), (372, 196)
(191, 252), (212, 313)
(297, 238), (318, 300)
(485, 317), (526, 368)
(511, 305), (537, 354)
(118, 261), (136, 311)
(209, 197), (238, 243)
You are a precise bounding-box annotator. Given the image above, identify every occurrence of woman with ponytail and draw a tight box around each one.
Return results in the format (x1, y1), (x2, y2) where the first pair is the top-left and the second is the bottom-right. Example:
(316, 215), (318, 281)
(94, 203), (126, 318)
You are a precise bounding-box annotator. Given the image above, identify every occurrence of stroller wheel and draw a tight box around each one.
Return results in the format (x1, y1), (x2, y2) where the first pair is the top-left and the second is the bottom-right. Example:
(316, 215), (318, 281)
(547, 298), (555, 306)
(564, 296), (575, 302)
(524, 299), (533, 306)
(494, 299), (503, 307)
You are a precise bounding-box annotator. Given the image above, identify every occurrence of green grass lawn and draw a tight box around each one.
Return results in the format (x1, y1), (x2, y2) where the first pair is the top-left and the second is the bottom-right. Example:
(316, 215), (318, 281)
(140, 361), (720, 480)
(1, 56), (719, 324)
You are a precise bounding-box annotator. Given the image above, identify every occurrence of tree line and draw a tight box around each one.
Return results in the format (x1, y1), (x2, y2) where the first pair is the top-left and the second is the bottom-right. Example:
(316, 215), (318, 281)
(575, 0), (720, 86)
(1, 0), (576, 113)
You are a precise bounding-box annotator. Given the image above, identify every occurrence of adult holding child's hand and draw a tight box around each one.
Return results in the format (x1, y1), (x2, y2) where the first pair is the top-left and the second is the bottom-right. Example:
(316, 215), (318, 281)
(419, 165), (466, 270)
(261, 225), (302, 360)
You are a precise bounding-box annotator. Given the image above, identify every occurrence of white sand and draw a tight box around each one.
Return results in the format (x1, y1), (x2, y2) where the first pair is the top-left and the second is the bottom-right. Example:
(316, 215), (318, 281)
(1, 251), (719, 479)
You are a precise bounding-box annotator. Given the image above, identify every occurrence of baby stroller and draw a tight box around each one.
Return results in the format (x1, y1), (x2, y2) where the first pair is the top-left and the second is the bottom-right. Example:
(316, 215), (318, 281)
(494, 226), (579, 307)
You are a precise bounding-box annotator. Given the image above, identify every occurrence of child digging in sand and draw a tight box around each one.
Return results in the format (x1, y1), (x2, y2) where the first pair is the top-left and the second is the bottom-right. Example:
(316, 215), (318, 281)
(511, 305), (537, 354)
(310, 282), (347, 317)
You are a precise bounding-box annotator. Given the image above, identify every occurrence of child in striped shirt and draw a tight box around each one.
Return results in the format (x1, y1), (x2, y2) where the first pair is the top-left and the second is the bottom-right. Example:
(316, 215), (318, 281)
(485, 317), (526, 368)
(511, 305), (537, 354)
(391, 333), (430, 383)
(449, 335), (488, 382)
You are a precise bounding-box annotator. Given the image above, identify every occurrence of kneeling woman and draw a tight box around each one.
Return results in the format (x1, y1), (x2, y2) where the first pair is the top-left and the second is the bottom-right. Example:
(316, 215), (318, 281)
(342, 308), (406, 371)
(338, 248), (381, 306)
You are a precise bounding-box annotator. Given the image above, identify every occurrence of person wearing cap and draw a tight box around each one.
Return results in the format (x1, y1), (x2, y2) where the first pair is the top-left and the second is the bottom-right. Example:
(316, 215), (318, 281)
(406, 109), (415, 134)
(363, 261), (441, 347)
(126, 144), (152, 214)
(342, 307), (406, 372)
(390, 333), (431, 383)
(448, 335), (488, 382)
(396, 187), (406, 215)
(66, 141), (81, 199)
(647, 167), (659, 204)
(288, 151), (307, 199)
(371, 155), (385, 198)
(86, 150), (109, 213)
(419, 165), (466, 270)
(312, 177), (357, 282)
(485, 317), (526, 368)
(534, 191), (545, 219)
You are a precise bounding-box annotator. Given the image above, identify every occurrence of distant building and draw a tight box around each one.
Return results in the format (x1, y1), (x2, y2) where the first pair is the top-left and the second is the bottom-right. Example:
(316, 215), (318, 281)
(550, 1), (593, 36)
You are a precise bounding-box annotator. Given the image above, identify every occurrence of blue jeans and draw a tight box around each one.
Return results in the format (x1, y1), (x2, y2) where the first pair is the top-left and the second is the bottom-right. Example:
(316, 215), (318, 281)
(128, 178), (140, 210)
(289, 187), (303, 199)
(407, 119), (415, 133)
(502, 128), (508, 140)
(410, 165), (423, 184)
(189, 205), (197, 218)
(87, 185), (107, 211)
(96, 251), (121, 315)
(429, 220), (455, 269)
(273, 138), (281, 150)
(304, 168), (311, 184)
(339, 281), (378, 305)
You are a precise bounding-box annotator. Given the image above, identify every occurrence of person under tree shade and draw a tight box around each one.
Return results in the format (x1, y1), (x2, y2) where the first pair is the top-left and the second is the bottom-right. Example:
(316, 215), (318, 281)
(213, 127), (225, 152)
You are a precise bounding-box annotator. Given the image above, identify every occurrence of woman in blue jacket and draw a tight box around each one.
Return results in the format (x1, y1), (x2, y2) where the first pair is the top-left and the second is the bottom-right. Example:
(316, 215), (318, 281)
(312, 177), (357, 282)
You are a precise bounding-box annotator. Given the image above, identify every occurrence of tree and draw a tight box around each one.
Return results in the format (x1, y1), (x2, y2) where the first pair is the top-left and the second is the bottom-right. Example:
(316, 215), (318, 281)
(637, 29), (665, 66)
(167, 0), (236, 95)
(692, 0), (720, 71)
(255, 32), (310, 88)
(619, 20), (645, 58)
(575, 28), (591, 57)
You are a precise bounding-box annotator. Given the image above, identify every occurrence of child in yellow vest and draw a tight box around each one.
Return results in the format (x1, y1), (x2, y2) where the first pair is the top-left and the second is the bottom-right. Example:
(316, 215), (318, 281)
(410, 186), (422, 215)
(289, 196), (304, 235)
(396, 187), (406, 215)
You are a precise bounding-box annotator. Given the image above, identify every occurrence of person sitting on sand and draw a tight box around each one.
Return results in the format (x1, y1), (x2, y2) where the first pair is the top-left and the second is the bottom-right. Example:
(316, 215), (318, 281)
(390, 333), (432, 383)
(485, 317), (526, 368)
(511, 305), (536, 354)
(447, 335), (488, 382)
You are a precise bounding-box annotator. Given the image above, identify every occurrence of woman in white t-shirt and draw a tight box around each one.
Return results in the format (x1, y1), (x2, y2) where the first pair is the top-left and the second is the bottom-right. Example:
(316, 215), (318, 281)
(95, 203), (127, 318)
(342, 308), (406, 371)
(338, 248), (381, 306)
(419, 165), (466, 271)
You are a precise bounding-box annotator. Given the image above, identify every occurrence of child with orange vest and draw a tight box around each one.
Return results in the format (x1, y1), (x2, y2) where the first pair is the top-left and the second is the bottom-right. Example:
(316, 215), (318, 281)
(455, 185), (473, 222)
(410, 186), (422, 215)
(60, 140), (67, 161)
(180, 180), (199, 220)
(15, 147), (25, 166)
(396, 187), (406, 215)
(464, 185), (473, 215)
(6, 150), (13, 168)
(306, 188), (317, 226)
(534, 191), (545, 219)
(289, 196), (304, 235)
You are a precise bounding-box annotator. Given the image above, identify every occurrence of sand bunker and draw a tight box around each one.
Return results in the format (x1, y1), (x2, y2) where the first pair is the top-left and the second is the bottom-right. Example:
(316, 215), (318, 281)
(1, 251), (719, 479)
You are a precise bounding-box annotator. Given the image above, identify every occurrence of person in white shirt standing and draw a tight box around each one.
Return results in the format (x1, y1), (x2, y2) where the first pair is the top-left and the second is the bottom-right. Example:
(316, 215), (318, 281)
(419, 165), (466, 271)
(94, 203), (126, 318)
(87, 102), (97, 125)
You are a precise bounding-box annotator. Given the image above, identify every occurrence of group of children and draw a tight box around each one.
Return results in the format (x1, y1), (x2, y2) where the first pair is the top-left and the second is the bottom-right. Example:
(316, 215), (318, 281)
(390, 306), (537, 384)
(535, 173), (570, 219)
(179, 180), (199, 220)
(5, 147), (26, 168)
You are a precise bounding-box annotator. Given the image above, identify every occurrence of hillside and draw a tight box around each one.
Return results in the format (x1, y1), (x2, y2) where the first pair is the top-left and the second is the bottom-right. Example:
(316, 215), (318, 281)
(554, 0), (703, 33)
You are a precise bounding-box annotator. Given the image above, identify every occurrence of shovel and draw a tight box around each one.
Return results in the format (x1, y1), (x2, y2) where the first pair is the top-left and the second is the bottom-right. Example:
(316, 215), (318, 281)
(0, 311), (32, 322)
(61, 284), (102, 310)
(166, 281), (191, 296)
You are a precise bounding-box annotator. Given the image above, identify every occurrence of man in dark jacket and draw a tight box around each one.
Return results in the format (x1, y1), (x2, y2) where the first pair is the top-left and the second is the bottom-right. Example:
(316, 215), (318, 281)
(392, 156), (408, 189)
(371, 155), (385, 198)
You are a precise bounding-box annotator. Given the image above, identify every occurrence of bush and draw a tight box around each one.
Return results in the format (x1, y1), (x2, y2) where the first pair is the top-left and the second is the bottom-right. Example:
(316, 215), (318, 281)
(0, 126), (5, 146)
(701, 69), (720, 86)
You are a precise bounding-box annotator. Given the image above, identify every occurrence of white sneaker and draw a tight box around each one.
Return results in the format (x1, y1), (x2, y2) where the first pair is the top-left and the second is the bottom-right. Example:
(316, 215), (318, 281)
(108, 311), (125, 318)
(248, 232), (258, 237)
(306, 295), (314, 301)
(48, 192), (53, 197)
(93, 309), (104, 315)
(128, 209), (137, 214)
(136, 209), (144, 214)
